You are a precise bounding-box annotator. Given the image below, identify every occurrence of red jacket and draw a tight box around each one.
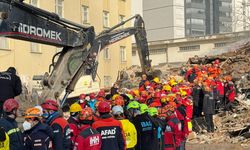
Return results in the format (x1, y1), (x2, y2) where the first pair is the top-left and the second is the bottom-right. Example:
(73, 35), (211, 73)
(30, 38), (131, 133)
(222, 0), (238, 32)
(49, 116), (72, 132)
(164, 114), (182, 150)
(67, 116), (80, 144)
(92, 115), (126, 150)
(226, 83), (235, 102)
(74, 125), (102, 150)
(216, 81), (224, 96)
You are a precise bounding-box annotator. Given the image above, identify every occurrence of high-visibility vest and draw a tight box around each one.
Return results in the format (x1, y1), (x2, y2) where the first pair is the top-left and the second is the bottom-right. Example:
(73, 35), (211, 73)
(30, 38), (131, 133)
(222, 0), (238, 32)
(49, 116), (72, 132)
(0, 133), (10, 150)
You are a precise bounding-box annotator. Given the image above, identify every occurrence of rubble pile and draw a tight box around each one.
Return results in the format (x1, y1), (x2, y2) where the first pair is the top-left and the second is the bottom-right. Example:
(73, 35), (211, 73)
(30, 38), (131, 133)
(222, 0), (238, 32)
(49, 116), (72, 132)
(189, 97), (250, 146)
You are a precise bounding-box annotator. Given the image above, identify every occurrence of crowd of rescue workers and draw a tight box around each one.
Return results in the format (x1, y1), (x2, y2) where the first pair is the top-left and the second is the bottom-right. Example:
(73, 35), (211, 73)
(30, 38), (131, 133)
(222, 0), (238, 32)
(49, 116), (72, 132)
(0, 59), (236, 150)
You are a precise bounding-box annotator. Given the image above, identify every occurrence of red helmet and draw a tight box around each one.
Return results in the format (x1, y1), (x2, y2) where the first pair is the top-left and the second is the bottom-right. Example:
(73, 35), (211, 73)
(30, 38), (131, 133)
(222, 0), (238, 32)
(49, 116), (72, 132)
(154, 92), (161, 98)
(89, 93), (96, 99)
(114, 96), (125, 106)
(97, 101), (111, 113)
(41, 99), (59, 111)
(3, 98), (19, 112)
(98, 90), (105, 97)
(214, 59), (220, 64)
(79, 107), (93, 121)
(79, 93), (86, 100)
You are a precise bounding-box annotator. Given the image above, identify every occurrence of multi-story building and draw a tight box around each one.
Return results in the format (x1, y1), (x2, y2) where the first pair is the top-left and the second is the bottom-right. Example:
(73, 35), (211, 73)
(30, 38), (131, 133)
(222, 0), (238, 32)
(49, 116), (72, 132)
(185, 0), (232, 36)
(0, 0), (132, 88)
(140, 0), (233, 41)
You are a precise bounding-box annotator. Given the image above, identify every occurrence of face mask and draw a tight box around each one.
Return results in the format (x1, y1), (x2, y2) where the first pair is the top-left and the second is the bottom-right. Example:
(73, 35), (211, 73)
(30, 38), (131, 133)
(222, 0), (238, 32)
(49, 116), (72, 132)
(79, 99), (84, 104)
(23, 121), (32, 131)
(85, 96), (90, 101)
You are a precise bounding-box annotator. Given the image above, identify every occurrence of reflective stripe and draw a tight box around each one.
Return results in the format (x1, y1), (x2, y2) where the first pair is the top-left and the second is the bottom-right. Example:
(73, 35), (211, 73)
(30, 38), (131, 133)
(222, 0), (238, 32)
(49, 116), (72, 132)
(7, 128), (20, 135)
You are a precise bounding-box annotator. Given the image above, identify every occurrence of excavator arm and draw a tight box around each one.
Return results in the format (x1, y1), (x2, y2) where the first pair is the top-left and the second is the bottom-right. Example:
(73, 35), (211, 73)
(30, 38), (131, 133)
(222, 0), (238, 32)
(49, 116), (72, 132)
(0, 0), (152, 105)
(0, 0), (95, 102)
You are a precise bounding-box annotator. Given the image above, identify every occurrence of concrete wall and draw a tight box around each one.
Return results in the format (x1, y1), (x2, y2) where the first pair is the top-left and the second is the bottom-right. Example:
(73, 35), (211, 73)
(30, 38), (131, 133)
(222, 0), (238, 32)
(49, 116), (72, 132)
(142, 0), (185, 41)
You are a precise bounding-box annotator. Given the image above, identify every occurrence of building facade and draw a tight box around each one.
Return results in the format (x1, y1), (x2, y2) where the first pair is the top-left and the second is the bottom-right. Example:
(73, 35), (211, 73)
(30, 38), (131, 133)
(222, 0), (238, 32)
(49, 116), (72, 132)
(132, 31), (250, 66)
(0, 0), (132, 88)
(141, 0), (233, 41)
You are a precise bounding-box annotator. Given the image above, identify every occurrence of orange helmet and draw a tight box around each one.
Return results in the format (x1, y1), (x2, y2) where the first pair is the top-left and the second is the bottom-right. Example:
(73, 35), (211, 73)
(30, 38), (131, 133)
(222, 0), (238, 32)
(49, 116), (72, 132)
(24, 107), (42, 119)
(114, 96), (125, 106)
(79, 107), (93, 121)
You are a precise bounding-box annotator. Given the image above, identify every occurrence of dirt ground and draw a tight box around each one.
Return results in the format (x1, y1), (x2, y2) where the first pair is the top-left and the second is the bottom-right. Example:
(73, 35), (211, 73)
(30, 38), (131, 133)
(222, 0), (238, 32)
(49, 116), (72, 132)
(186, 143), (250, 150)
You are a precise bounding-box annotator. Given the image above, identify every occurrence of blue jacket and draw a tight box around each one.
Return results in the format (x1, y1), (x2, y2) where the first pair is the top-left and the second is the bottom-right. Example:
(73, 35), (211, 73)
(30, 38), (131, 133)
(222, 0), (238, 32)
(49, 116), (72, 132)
(0, 117), (24, 150)
(24, 121), (53, 150)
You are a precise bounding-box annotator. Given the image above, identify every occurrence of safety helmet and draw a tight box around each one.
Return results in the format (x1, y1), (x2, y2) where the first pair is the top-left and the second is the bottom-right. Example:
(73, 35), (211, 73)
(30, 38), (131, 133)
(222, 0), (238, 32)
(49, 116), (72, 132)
(154, 92), (161, 98)
(140, 104), (148, 114)
(97, 101), (111, 113)
(180, 91), (187, 97)
(69, 103), (82, 113)
(127, 101), (140, 110)
(177, 79), (183, 84)
(144, 81), (151, 86)
(79, 107), (93, 121)
(153, 77), (160, 84)
(3, 98), (19, 112)
(24, 107), (42, 119)
(161, 96), (168, 103)
(133, 89), (140, 97)
(97, 90), (105, 97)
(141, 91), (148, 98)
(163, 85), (171, 91)
(79, 93), (86, 100)
(112, 94), (119, 100)
(148, 107), (158, 116)
(89, 93), (96, 99)
(112, 105), (124, 115)
(126, 94), (134, 101)
(41, 99), (59, 111)
(114, 96), (125, 106)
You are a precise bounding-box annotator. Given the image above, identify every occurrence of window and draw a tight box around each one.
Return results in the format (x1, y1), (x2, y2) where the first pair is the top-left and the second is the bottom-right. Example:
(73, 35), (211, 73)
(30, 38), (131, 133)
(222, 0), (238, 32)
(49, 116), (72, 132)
(82, 5), (89, 24)
(191, 0), (204, 4)
(186, 8), (205, 14)
(214, 42), (227, 48)
(0, 37), (9, 50)
(120, 46), (126, 62)
(104, 47), (110, 59)
(191, 30), (205, 35)
(132, 50), (136, 56)
(30, 0), (38, 6)
(104, 76), (111, 87)
(31, 42), (41, 53)
(119, 15), (125, 28)
(103, 11), (110, 28)
(149, 49), (166, 55)
(55, 0), (63, 17)
(191, 18), (204, 25)
(179, 45), (200, 51)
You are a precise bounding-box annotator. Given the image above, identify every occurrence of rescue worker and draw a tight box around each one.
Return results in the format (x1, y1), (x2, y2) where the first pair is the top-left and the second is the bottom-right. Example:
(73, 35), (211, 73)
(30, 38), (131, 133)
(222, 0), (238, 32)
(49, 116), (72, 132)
(23, 107), (53, 150)
(225, 81), (236, 112)
(0, 98), (24, 150)
(192, 80), (203, 117)
(92, 101), (126, 150)
(68, 103), (82, 144)
(0, 127), (9, 150)
(163, 104), (182, 150)
(87, 93), (97, 112)
(41, 99), (71, 150)
(111, 82), (119, 97)
(79, 93), (87, 109)
(97, 90), (106, 101)
(202, 86), (215, 133)
(127, 101), (159, 150)
(0, 67), (22, 117)
(112, 105), (137, 150)
(139, 73), (148, 88)
(74, 107), (102, 150)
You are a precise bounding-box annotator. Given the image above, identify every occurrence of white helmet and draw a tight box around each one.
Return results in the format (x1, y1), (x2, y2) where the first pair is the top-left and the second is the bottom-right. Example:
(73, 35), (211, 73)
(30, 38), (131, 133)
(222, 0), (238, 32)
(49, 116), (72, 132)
(112, 105), (124, 115)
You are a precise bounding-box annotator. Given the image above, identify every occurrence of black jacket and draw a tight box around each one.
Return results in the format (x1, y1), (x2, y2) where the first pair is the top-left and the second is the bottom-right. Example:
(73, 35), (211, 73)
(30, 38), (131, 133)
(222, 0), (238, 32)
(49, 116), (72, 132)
(0, 71), (22, 102)
(0, 116), (24, 150)
(202, 91), (215, 115)
(132, 113), (159, 150)
(192, 85), (203, 107)
(24, 122), (53, 150)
